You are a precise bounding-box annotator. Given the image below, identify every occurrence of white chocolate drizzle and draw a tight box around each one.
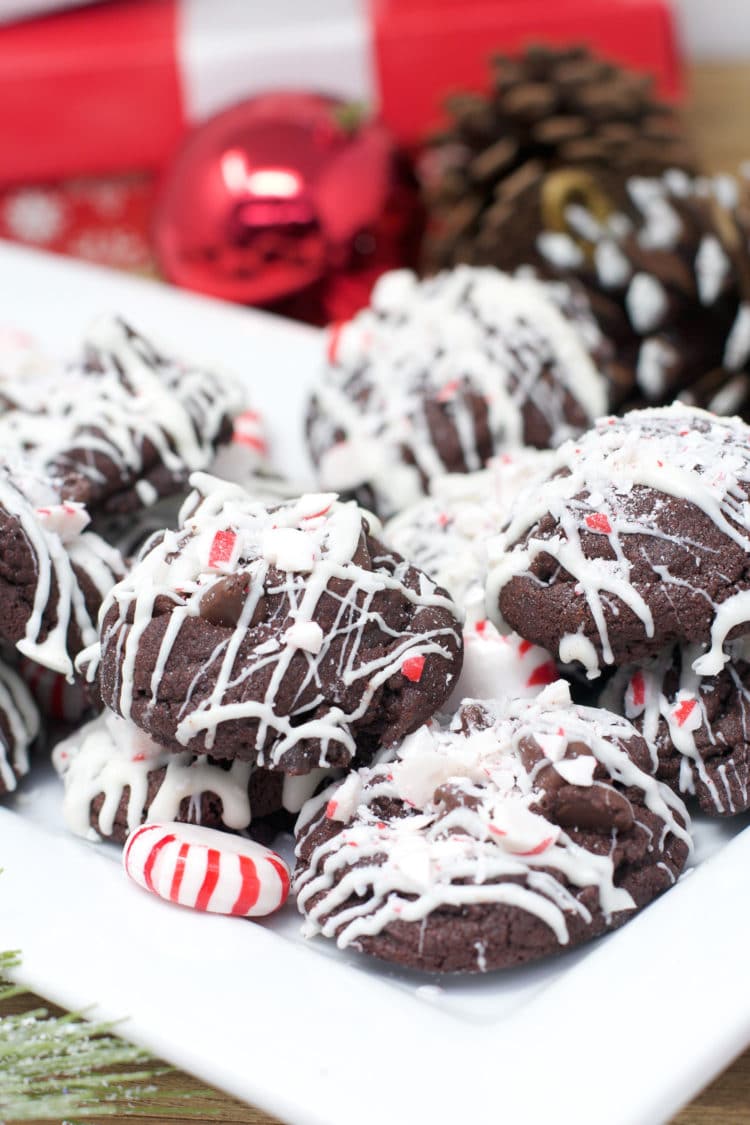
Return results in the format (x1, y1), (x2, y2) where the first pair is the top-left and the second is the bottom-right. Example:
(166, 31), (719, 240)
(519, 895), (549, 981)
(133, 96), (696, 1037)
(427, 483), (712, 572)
(0, 461), (125, 678)
(52, 711), (255, 840)
(606, 642), (750, 815)
(0, 660), (39, 794)
(52, 709), (329, 842)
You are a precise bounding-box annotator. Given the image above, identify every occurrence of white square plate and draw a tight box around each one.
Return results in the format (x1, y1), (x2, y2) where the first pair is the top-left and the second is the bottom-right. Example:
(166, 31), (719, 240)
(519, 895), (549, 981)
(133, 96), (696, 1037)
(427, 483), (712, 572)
(2, 242), (750, 1125)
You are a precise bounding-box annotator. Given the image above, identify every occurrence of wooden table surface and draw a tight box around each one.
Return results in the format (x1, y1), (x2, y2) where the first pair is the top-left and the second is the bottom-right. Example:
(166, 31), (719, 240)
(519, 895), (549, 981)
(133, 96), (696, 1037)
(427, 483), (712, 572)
(5, 60), (750, 1125)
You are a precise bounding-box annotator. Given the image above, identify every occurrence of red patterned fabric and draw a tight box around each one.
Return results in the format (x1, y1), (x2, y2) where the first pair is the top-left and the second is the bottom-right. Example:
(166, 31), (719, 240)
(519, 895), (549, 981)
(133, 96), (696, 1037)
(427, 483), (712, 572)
(0, 175), (156, 273)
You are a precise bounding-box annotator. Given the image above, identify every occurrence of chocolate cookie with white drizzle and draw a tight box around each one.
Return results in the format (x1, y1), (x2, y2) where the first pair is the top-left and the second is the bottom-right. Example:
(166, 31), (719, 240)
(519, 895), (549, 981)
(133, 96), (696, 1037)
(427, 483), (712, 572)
(87, 474), (464, 773)
(293, 681), (691, 973)
(306, 267), (609, 519)
(52, 710), (331, 844)
(603, 641), (750, 816)
(0, 459), (125, 680)
(488, 404), (750, 679)
(0, 317), (245, 517)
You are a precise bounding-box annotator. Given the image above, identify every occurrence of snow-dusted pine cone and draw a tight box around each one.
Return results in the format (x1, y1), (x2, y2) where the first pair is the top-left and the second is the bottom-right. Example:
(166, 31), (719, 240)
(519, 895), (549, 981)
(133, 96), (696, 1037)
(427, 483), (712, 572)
(534, 169), (750, 414)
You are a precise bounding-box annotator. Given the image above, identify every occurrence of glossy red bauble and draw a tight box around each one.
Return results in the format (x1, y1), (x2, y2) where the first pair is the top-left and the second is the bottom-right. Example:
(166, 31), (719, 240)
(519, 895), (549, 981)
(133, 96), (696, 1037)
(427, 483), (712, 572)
(152, 91), (422, 321)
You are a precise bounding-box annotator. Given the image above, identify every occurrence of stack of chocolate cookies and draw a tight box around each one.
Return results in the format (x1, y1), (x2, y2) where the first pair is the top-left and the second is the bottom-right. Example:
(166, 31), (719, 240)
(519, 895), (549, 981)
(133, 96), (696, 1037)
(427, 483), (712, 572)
(0, 316), (248, 798)
(298, 303), (731, 972)
(487, 403), (750, 818)
(62, 474), (464, 844)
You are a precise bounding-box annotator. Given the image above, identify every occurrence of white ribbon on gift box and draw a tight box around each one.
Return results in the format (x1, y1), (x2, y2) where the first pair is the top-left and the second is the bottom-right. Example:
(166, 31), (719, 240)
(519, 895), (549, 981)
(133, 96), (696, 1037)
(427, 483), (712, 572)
(0, 0), (378, 117)
(178, 0), (376, 122)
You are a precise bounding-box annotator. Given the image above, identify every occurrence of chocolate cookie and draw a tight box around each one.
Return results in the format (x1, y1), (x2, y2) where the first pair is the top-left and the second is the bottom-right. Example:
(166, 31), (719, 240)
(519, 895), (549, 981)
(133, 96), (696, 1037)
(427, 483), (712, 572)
(89, 474), (463, 772)
(294, 681), (691, 973)
(0, 317), (245, 516)
(306, 267), (610, 518)
(52, 710), (330, 844)
(0, 460), (125, 678)
(0, 659), (40, 796)
(489, 405), (750, 677)
(604, 642), (750, 816)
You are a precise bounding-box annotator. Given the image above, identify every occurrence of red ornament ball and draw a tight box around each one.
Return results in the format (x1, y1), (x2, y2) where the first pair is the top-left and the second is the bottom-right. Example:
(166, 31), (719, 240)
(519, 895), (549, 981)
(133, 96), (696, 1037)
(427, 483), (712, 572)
(152, 91), (422, 321)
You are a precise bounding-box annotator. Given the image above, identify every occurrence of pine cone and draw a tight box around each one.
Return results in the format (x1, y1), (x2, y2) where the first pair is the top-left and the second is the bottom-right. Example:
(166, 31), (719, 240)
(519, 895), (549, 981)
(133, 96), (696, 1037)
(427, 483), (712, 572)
(534, 169), (750, 416)
(681, 169), (750, 415)
(422, 43), (696, 274)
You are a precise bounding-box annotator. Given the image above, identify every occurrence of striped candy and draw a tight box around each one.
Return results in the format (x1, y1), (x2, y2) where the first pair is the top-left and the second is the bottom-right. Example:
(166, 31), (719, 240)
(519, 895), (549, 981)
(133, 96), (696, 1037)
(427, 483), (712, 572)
(232, 409), (268, 455)
(19, 657), (88, 722)
(123, 822), (290, 918)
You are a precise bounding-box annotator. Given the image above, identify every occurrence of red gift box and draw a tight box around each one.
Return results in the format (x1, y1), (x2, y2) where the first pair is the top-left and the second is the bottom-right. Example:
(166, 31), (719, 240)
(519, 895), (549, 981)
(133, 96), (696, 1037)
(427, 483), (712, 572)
(373, 0), (683, 146)
(0, 0), (682, 185)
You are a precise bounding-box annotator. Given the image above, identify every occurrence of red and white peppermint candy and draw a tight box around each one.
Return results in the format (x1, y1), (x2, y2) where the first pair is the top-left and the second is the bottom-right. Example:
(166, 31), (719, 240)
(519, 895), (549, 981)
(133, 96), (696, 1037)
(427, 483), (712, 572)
(18, 657), (88, 722)
(232, 409), (267, 455)
(35, 501), (90, 543)
(123, 822), (290, 918)
(447, 620), (557, 709)
(624, 669), (648, 719)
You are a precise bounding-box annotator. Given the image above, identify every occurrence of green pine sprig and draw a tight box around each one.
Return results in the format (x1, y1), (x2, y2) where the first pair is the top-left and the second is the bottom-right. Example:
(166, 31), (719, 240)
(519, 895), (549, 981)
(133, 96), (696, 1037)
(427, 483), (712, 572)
(0, 950), (219, 1121)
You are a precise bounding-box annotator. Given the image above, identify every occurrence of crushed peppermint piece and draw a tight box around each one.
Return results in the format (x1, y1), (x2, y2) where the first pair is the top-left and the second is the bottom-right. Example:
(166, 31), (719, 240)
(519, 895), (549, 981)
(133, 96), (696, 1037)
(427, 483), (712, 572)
(402, 655), (426, 682)
(207, 529), (238, 571)
(585, 513), (612, 534)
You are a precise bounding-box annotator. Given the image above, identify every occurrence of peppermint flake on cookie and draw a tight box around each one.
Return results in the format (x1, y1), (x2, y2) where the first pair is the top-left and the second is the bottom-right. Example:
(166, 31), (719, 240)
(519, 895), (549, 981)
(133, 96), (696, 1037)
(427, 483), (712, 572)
(402, 655), (426, 682)
(35, 502), (90, 542)
(208, 529), (238, 572)
(585, 513), (612, 534)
